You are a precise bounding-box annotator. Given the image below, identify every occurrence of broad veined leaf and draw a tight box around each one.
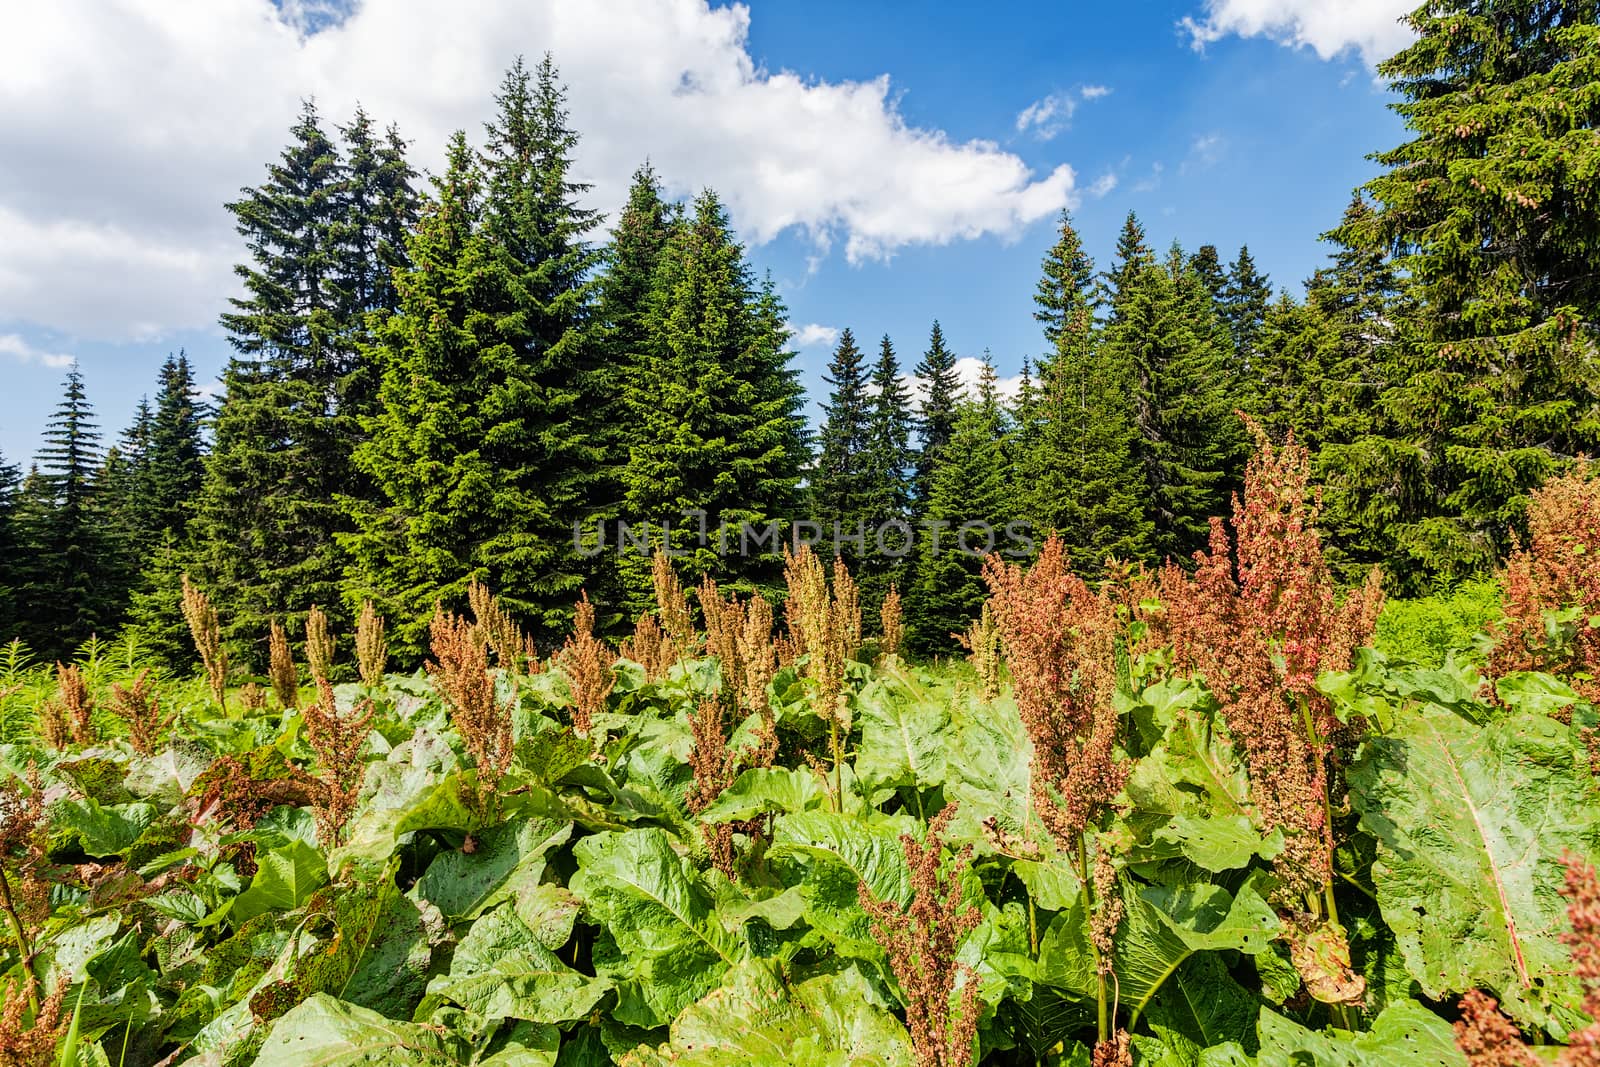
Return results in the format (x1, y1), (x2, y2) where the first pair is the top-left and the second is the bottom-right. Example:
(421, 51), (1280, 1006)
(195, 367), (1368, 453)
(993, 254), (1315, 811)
(941, 693), (1033, 848)
(853, 674), (950, 793)
(1152, 813), (1284, 874)
(51, 798), (157, 857)
(1250, 999), (1464, 1066)
(1495, 671), (1587, 719)
(618, 959), (914, 1067)
(1349, 704), (1600, 1030)
(696, 765), (826, 823)
(415, 816), (572, 921)
(477, 1020), (560, 1067)
(230, 837), (329, 924)
(570, 828), (742, 1027)
(769, 810), (915, 956)
(253, 993), (467, 1065)
(421, 904), (612, 1023)
(1141, 953), (1259, 1060)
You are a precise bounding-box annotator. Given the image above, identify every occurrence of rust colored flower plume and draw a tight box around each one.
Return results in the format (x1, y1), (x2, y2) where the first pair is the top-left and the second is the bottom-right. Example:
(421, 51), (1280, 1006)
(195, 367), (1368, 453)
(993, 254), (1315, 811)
(110, 669), (168, 754)
(651, 551), (698, 662)
(1153, 424), (1381, 900)
(181, 575), (228, 708)
(355, 600), (388, 687)
(982, 535), (1127, 852)
(268, 619), (298, 710)
(880, 584), (904, 661)
(303, 678), (375, 846)
(556, 592), (615, 736)
(859, 804), (982, 1067)
(304, 604), (336, 683)
(1490, 462), (1600, 703)
(428, 606), (511, 801)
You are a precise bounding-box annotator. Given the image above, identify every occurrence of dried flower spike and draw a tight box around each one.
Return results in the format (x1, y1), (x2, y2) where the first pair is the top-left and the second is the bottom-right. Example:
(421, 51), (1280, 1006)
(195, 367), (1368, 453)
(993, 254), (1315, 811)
(303, 678), (375, 847)
(355, 600), (388, 687)
(859, 804), (982, 1067)
(305, 604), (336, 684)
(880, 585), (904, 661)
(181, 575), (228, 708)
(557, 592), (615, 736)
(428, 607), (511, 803)
(268, 619), (298, 710)
(110, 668), (168, 754)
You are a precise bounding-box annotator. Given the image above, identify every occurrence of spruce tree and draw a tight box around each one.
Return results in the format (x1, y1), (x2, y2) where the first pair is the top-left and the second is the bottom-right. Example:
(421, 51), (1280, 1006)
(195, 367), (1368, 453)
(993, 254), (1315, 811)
(1026, 211), (1150, 571)
(1108, 262), (1236, 562)
(144, 351), (206, 542)
(908, 397), (1009, 655)
(1101, 211), (1155, 310)
(477, 54), (604, 620)
(1189, 244), (1229, 304)
(0, 451), (20, 641)
(192, 102), (353, 661)
(813, 328), (873, 562)
(1221, 245), (1272, 364)
(1335, 1), (1600, 581)
(911, 320), (960, 502)
(620, 189), (807, 600)
(859, 334), (915, 609)
(14, 368), (119, 657)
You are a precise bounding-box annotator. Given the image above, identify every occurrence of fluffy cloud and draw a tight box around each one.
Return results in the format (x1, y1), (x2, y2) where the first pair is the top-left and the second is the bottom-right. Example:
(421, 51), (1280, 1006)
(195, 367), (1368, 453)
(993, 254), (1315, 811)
(1181, 0), (1415, 65)
(0, 0), (1078, 341)
(0, 333), (75, 369)
(793, 323), (840, 349)
(1014, 85), (1112, 141)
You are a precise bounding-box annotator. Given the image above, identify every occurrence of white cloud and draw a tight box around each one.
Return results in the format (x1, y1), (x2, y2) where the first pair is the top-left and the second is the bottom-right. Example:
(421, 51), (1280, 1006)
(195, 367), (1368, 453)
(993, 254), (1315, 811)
(0, 0), (1079, 341)
(0, 333), (75, 369)
(1087, 172), (1118, 198)
(1181, 0), (1415, 66)
(793, 323), (840, 348)
(1180, 133), (1226, 174)
(1015, 94), (1076, 140)
(1015, 85), (1111, 142)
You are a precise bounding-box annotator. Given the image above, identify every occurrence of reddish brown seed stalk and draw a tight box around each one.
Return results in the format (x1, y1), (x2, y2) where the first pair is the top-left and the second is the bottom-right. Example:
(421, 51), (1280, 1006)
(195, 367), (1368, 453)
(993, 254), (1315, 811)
(428, 607), (511, 800)
(355, 600), (388, 687)
(181, 575), (228, 708)
(880, 584), (904, 661)
(109, 669), (168, 754)
(556, 592), (615, 736)
(268, 619), (298, 710)
(302, 678), (374, 847)
(304, 604), (336, 684)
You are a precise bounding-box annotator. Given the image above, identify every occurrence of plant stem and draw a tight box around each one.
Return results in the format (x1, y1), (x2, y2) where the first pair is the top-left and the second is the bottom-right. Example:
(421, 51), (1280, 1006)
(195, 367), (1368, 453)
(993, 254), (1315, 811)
(1078, 834), (1108, 1046)
(829, 716), (843, 813)
(0, 865), (38, 1015)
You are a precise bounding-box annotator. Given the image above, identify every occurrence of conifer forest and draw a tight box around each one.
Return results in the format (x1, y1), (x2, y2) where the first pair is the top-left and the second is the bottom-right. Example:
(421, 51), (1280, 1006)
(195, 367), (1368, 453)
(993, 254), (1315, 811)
(6, 4), (1600, 1065)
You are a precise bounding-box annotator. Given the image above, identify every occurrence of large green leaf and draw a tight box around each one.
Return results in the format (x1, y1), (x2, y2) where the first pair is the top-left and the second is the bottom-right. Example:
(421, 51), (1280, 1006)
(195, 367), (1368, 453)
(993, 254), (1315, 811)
(1349, 704), (1600, 1030)
(941, 693), (1033, 848)
(697, 766), (826, 823)
(1250, 1000), (1464, 1066)
(570, 828), (742, 1027)
(415, 816), (572, 921)
(51, 798), (157, 857)
(253, 993), (467, 1065)
(230, 837), (329, 924)
(769, 810), (914, 956)
(421, 904), (612, 1024)
(853, 675), (950, 793)
(1141, 953), (1260, 1060)
(618, 960), (913, 1067)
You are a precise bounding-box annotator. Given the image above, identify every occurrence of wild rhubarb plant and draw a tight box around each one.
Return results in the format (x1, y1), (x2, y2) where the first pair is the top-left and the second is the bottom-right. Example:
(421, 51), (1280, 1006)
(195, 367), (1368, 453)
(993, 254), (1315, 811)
(984, 535), (1128, 1050)
(556, 592), (614, 736)
(0, 767), (49, 1013)
(109, 669), (168, 754)
(620, 613), (674, 682)
(954, 602), (1002, 702)
(859, 804), (982, 1067)
(355, 600), (388, 687)
(181, 575), (228, 709)
(1490, 463), (1600, 703)
(428, 607), (511, 804)
(687, 696), (778, 877)
(303, 677), (374, 846)
(651, 551), (698, 662)
(268, 619), (298, 709)
(1155, 427), (1381, 913)
(469, 579), (537, 674)
(304, 604), (336, 683)
(880, 584), (904, 662)
(38, 662), (96, 748)
(698, 577), (778, 714)
(0, 972), (66, 1067)
(784, 546), (862, 808)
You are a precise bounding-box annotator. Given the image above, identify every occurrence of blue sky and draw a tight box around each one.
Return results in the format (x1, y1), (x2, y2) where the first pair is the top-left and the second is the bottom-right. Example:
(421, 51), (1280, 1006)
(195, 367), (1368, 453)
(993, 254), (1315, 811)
(0, 0), (1414, 465)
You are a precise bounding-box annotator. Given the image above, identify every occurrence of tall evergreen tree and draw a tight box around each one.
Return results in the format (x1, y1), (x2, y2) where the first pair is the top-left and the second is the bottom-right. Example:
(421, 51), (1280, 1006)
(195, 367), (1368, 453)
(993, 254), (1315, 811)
(144, 351), (206, 542)
(1108, 262), (1236, 562)
(0, 451), (20, 641)
(1221, 244), (1272, 363)
(1025, 211), (1150, 571)
(620, 188), (807, 600)
(1335, 0), (1600, 583)
(14, 368), (119, 657)
(1188, 244), (1229, 304)
(1100, 211), (1155, 310)
(192, 101), (355, 661)
(908, 397), (1009, 655)
(911, 320), (960, 502)
(813, 328), (873, 562)
(859, 334), (915, 610)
